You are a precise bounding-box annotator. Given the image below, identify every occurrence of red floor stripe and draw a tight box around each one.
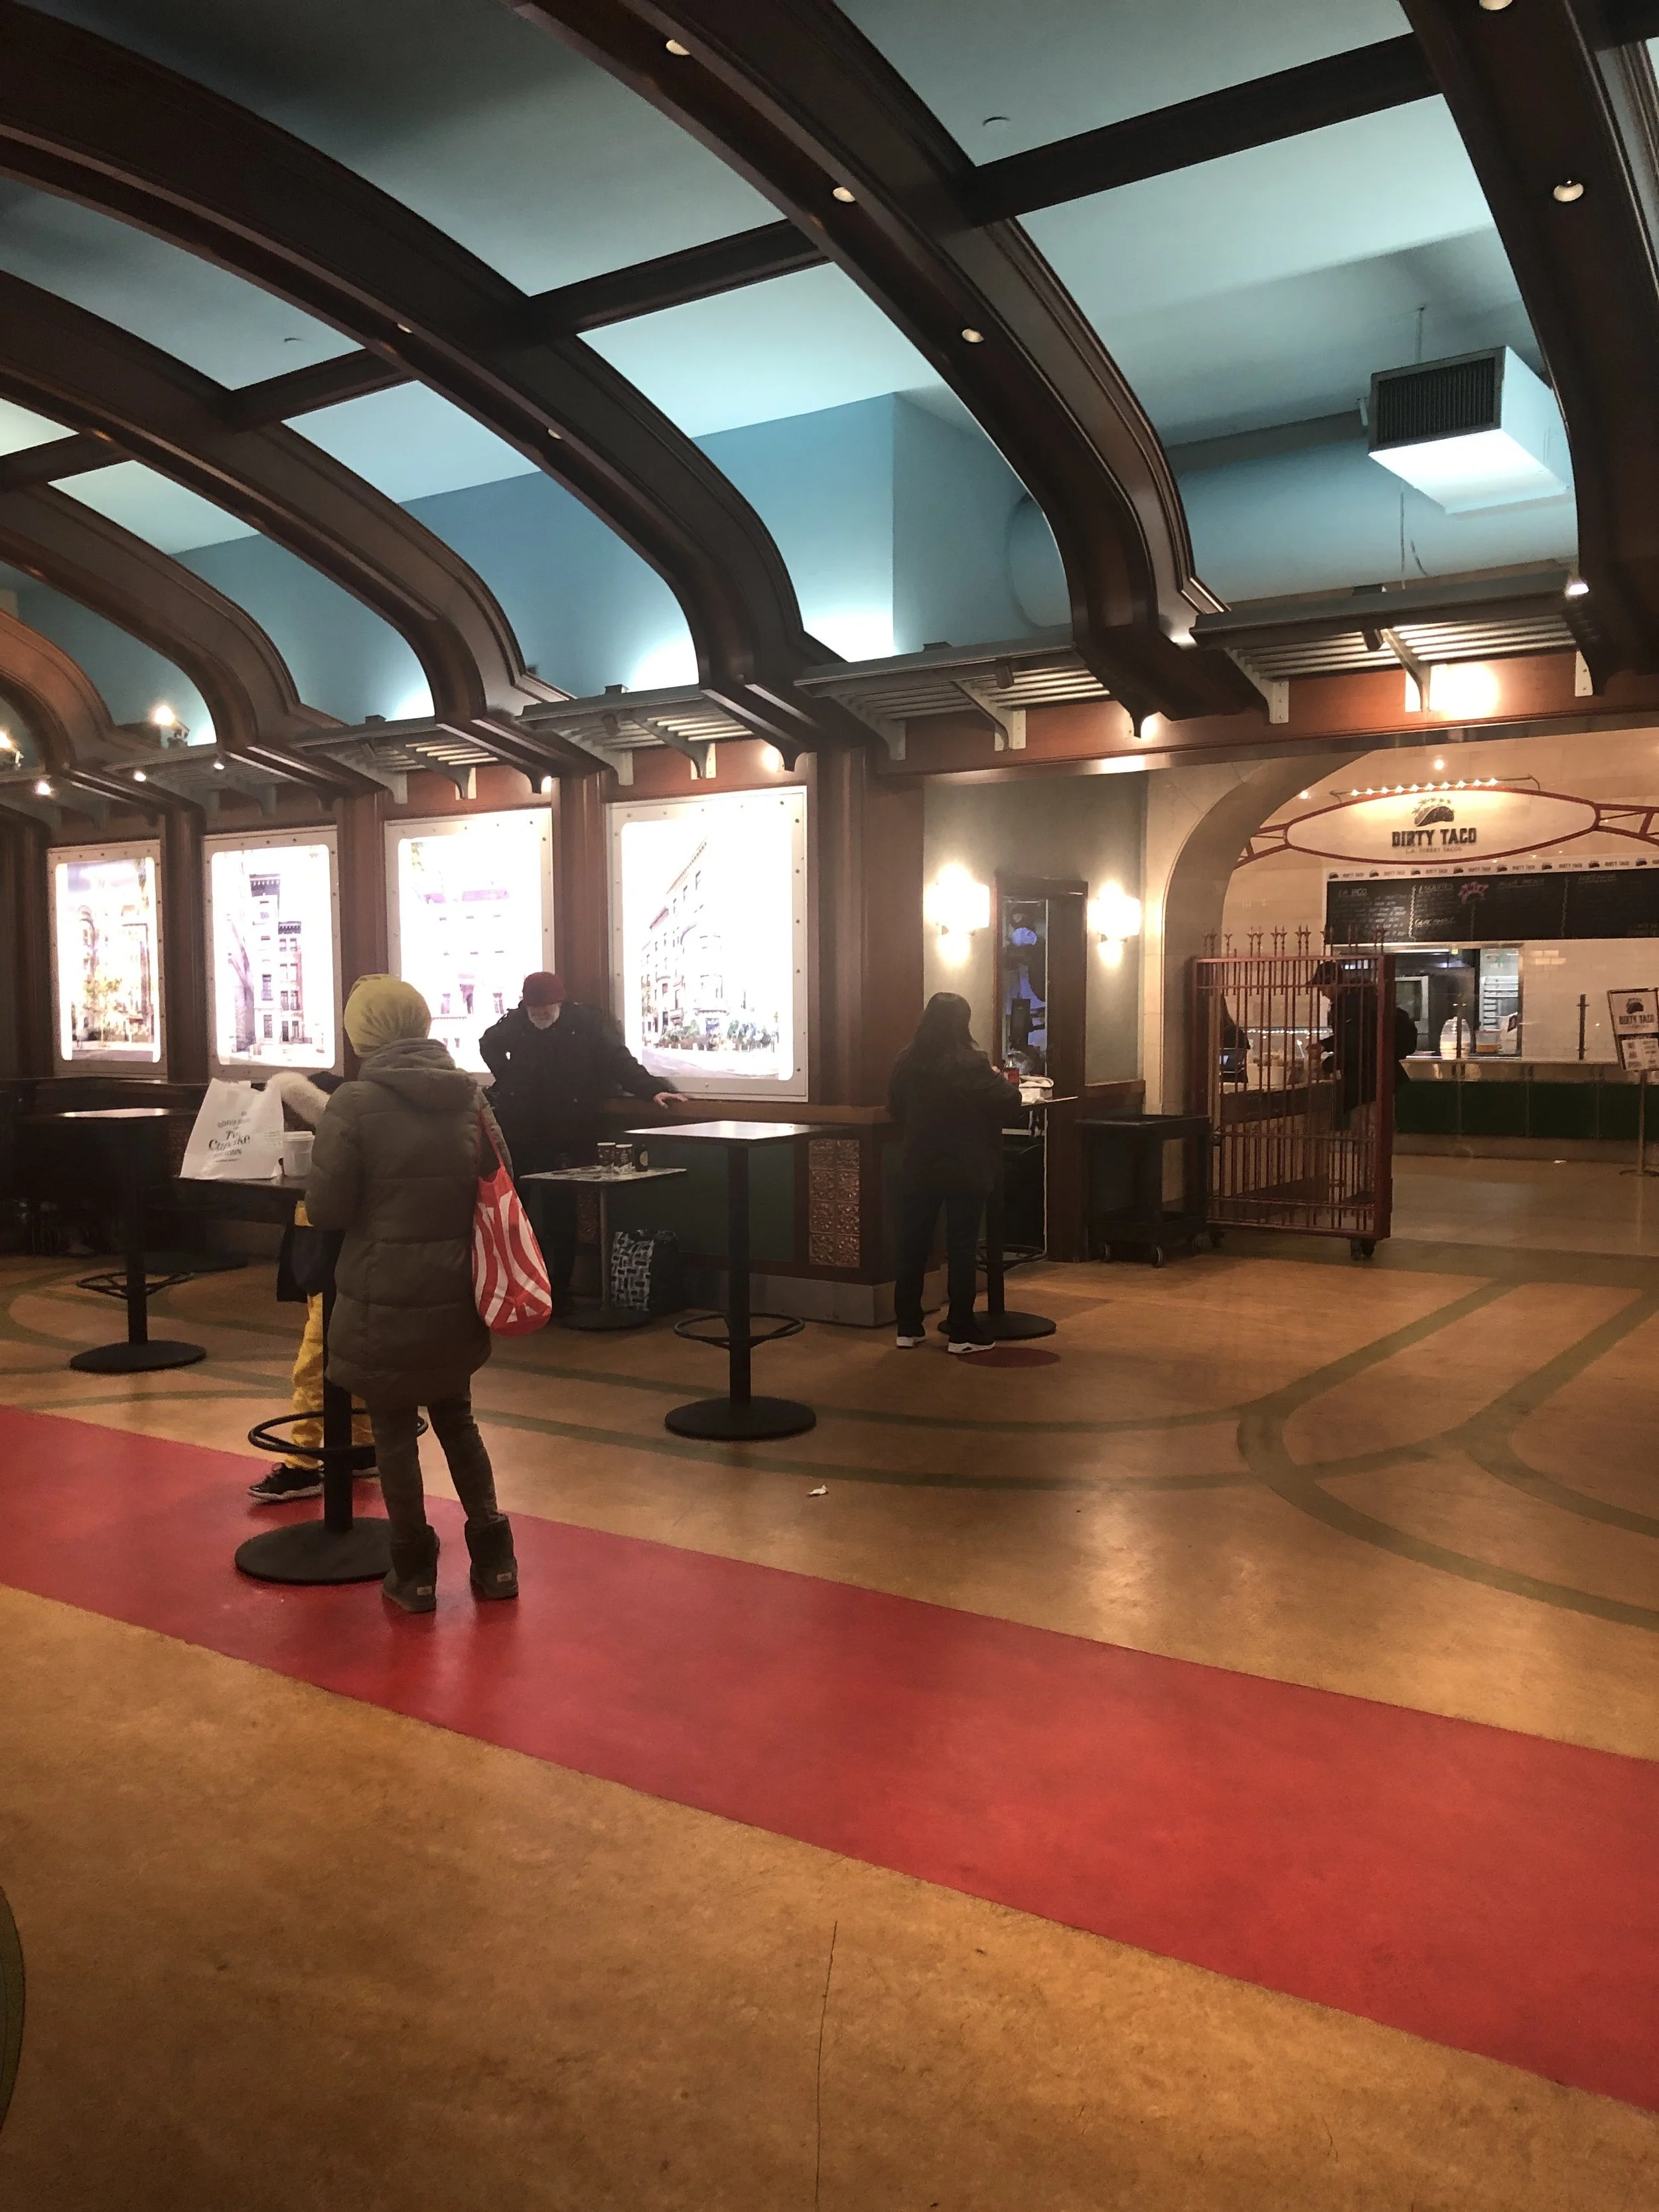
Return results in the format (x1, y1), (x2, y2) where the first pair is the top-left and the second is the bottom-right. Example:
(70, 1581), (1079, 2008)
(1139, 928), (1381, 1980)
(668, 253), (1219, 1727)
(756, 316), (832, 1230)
(2, 1404), (1657, 2108)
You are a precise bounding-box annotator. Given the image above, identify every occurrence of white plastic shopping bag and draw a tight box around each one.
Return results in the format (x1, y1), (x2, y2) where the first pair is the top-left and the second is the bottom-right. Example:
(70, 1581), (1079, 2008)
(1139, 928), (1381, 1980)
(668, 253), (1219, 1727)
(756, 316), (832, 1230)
(179, 1078), (285, 1181)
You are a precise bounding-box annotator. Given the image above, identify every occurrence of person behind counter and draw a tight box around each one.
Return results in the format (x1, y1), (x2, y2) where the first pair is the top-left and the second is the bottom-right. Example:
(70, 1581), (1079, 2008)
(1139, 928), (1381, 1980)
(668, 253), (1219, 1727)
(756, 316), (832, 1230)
(304, 974), (518, 1614)
(887, 992), (1017, 1355)
(478, 972), (688, 1299)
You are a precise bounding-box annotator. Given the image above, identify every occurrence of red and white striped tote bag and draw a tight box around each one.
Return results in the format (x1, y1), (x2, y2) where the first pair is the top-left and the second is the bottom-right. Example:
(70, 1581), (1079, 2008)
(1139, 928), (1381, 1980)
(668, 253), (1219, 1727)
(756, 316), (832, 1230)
(472, 1112), (553, 1335)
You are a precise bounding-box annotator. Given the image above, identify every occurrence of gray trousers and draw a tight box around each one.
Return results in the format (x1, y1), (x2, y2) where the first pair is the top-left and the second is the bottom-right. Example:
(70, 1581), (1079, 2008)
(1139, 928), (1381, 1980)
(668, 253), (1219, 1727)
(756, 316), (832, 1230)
(369, 1393), (501, 1538)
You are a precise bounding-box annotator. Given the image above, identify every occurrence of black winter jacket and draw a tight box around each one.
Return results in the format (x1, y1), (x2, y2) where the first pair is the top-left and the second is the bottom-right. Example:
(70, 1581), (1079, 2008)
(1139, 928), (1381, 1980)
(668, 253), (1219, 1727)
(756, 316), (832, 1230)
(887, 1046), (1016, 1197)
(478, 1002), (666, 1149)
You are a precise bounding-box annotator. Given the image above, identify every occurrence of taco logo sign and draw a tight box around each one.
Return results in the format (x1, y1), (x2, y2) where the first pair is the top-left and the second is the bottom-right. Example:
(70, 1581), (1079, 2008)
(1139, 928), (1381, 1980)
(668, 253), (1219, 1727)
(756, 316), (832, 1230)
(1274, 786), (1600, 867)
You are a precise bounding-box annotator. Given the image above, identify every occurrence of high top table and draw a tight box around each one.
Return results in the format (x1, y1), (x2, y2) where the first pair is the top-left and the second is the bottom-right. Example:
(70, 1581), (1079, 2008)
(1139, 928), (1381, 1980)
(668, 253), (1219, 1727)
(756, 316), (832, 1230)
(629, 1120), (816, 1441)
(25, 1106), (208, 1374)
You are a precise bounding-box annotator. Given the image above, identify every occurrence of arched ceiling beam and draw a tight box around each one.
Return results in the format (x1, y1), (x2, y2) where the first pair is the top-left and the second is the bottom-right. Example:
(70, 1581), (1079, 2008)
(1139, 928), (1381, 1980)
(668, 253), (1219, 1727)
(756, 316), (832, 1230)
(0, 269), (555, 727)
(0, 3), (864, 755)
(504, 0), (1262, 725)
(0, 485), (400, 798)
(0, 603), (115, 772)
(1399, 0), (1659, 681)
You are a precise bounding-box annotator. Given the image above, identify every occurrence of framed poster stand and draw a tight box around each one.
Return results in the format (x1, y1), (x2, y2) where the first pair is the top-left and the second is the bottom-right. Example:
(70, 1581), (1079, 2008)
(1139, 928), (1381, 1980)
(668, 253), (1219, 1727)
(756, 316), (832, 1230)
(1607, 989), (1659, 1179)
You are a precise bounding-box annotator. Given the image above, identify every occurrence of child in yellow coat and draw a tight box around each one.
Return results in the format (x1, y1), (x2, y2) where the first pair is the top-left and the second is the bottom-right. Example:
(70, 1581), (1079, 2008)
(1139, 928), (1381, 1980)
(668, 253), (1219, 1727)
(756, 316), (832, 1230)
(246, 1070), (374, 1505)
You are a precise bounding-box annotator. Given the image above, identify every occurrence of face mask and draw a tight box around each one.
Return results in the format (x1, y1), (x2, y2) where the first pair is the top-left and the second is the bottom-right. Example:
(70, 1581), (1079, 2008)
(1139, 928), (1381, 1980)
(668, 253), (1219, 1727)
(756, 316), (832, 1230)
(527, 1004), (559, 1029)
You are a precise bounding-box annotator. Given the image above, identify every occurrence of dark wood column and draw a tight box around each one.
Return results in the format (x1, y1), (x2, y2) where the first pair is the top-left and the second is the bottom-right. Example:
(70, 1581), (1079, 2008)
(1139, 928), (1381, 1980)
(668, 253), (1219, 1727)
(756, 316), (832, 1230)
(0, 804), (50, 1076)
(157, 801), (207, 1082)
(553, 773), (612, 1010)
(334, 786), (388, 995)
(809, 751), (923, 1106)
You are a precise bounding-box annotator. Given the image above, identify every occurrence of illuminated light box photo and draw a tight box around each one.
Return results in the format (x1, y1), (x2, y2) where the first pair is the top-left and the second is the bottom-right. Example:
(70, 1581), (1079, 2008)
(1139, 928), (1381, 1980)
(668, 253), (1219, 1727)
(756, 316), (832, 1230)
(51, 840), (165, 1070)
(206, 832), (340, 1075)
(610, 788), (808, 1099)
(386, 808), (555, 1072)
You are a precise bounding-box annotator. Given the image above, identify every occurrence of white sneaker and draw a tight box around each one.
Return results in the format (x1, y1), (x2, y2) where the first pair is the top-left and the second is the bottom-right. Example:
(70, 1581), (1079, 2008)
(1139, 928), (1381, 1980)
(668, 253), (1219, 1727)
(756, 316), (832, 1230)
(946, 1333), (995, 1356)
(895, 1333), (926, 1349)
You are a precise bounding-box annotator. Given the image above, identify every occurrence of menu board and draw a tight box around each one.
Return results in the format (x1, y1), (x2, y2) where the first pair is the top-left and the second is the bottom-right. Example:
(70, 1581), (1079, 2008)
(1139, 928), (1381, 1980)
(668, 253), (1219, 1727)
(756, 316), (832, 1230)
(1608, 987), (1659, 1070)
(206, 834), (339, 1074)
(1327, 865), (1659, 946)
(51, 842), (165, 1070)
(609, 787), (808, 1099)
(386, 809), (554, 1072)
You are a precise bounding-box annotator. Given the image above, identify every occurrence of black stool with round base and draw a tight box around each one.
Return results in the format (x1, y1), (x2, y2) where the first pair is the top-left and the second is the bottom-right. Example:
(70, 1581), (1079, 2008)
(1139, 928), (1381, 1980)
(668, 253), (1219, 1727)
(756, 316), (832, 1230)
(40, 1108), (208, 1374)
(236, 1288), (413, 1586)
(936, 1147), (1057, 1343)
(634, 1121), (817, 1443)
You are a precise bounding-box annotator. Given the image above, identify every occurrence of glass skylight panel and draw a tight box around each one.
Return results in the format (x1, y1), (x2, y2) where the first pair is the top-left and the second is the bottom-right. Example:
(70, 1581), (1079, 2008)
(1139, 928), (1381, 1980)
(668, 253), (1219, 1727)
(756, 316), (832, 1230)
(588, 265), (935, 442)
(0, 396), (68, 457)
(293, 387), (539, 506)
(0, 188), (355, 388)
(21, 1), (774, 296)
(838, 0), (1409, 162)
(57, 465), (256, 557)
(1022, 101), (1517, 447)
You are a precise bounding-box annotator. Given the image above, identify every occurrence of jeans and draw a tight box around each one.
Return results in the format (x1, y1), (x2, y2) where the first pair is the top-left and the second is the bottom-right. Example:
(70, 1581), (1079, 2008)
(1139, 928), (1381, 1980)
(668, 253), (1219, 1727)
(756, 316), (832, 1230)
(370, 1393), (502, 1538)
(893, 1186), (984, 1337)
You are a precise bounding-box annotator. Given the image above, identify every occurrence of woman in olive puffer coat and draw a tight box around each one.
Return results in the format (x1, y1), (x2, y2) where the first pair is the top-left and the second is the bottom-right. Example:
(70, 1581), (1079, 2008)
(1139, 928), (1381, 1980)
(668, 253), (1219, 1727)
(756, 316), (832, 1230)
(305, 975), (518, 1613)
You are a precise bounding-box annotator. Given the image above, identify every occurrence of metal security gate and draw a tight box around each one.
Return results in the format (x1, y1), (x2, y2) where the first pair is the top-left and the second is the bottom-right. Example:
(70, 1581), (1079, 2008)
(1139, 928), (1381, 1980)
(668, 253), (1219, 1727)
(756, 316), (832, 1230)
(1190, 944), (1394, 1254)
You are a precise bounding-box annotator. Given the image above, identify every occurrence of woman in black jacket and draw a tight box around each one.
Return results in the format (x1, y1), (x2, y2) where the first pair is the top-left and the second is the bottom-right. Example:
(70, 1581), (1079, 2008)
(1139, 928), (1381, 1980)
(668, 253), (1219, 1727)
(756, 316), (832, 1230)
(887, 993), (1016, 1355)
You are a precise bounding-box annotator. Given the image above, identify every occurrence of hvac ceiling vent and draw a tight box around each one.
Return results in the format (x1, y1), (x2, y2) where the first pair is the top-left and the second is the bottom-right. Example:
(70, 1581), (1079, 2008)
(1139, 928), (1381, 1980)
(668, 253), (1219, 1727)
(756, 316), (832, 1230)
(1368, 346), (1571, 514)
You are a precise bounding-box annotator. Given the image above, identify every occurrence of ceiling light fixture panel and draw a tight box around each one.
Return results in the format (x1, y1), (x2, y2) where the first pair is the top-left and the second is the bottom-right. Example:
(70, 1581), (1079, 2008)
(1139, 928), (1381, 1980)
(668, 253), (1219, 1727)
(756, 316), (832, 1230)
(1367, 346), (1571, 514)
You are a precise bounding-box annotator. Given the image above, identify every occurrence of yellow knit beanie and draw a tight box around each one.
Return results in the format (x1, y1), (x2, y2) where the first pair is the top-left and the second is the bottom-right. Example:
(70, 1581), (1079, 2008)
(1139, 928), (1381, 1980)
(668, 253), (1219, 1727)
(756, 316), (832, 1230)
(344, 974), (431, 1055)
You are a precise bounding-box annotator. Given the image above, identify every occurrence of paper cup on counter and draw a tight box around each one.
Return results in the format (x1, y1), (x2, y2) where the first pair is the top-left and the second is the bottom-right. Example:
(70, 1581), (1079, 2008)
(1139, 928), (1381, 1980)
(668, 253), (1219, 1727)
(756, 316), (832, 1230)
(281, 1131), (315, 1180)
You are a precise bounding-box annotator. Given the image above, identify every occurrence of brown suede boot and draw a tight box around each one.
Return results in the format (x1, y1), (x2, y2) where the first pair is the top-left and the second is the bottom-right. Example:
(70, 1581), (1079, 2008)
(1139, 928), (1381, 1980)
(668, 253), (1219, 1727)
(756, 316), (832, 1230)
(383, 1526), (439, 1613)
(465, 1515), (519, 1600)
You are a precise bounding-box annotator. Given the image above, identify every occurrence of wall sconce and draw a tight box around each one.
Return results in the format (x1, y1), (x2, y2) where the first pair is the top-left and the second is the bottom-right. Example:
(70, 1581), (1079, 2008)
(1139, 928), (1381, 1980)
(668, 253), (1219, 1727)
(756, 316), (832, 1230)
(1088, 884), (1141, 965)
(924, 863), (991, 967)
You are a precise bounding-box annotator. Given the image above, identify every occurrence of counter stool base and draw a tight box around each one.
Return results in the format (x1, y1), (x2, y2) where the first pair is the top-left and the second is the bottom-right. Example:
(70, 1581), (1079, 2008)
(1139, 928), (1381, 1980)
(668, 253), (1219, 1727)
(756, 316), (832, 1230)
(559, 1303), (650, 1332)
(665, 1394), (816, 1441)
(984, 1310), (1057, 1341)
(235, 1516), (394, 1585)
(69, 1339), (206, 1374)
(935, 1313), (1056, 1343)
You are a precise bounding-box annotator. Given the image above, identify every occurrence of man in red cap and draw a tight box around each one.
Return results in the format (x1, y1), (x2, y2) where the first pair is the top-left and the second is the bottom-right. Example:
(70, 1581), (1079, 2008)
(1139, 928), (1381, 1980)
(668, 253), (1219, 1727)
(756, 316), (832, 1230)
(480, 974), (687, 1300)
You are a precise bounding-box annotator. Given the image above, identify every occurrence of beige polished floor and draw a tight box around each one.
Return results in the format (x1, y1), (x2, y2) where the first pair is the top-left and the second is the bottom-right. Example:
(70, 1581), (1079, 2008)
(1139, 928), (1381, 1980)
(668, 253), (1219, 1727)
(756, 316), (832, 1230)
(1395, 1152), (1659, 1256)
(1, 1226), (1656, 2207)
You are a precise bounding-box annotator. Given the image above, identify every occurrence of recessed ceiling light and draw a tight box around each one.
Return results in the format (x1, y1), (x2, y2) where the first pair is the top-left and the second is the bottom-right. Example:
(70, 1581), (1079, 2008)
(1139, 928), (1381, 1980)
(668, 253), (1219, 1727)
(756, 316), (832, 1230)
(396, 323), (412, 335)
(1478, 0), (1513, 10)
(34, 778), (50, 796)
(132, 769), (147, 782)
(961, 327), (985, 343)
(1565, 577), (1589, 597)
(1553, 179), (1585, 203)
(213, 759), (227, 772)
(547, 426), (562, 441)
(664, 37), (689, 56)
(831, 184), (855, 204)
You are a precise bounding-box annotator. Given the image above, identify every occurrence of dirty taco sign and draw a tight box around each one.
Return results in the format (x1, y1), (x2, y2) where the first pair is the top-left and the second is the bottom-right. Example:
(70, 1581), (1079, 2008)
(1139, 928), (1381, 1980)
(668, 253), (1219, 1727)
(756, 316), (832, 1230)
(1242, 786), (1603, 869)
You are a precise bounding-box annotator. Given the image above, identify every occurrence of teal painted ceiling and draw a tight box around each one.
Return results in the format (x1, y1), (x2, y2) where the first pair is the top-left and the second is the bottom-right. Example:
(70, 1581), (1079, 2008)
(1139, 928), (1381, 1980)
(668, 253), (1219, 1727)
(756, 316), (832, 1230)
(0, 1), (1562, 613)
